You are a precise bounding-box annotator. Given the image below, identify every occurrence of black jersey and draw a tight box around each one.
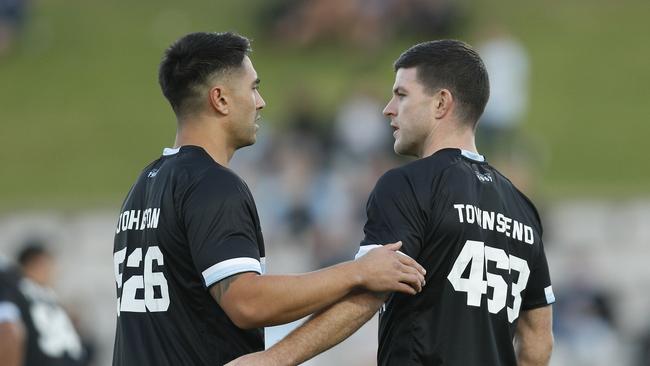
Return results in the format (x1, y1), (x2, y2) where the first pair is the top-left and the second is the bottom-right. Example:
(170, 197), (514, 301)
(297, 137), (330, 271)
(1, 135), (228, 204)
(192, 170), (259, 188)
(0, 259), (85, 366)
(356, 148), (554, 366)
(0, 259), (21, 326)
(112, 146), (266, 366)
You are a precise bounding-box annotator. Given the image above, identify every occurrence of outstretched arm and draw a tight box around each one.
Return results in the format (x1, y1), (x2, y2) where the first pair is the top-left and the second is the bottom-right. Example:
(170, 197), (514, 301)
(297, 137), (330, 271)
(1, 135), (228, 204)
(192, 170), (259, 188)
(212, 242), (423, 329)
(226, 291), (387, 366)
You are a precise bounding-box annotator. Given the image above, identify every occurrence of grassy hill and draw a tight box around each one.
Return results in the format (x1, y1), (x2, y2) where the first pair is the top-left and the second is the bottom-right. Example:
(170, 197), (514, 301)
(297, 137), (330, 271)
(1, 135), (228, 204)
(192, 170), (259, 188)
(0, 0), (648, 209)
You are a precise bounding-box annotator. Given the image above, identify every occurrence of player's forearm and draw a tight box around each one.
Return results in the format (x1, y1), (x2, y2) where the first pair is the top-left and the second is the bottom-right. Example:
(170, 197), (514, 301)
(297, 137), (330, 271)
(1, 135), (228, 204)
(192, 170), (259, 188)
(516, 336), (553, 366)
(0, 321), (25, 366)
(226, 261), (364, 328)
(263, 291), (386, 365)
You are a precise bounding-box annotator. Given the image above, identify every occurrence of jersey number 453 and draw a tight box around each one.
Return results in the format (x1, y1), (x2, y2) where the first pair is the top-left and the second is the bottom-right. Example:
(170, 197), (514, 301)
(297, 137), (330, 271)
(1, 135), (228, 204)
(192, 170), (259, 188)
(447, 240), (530, 323)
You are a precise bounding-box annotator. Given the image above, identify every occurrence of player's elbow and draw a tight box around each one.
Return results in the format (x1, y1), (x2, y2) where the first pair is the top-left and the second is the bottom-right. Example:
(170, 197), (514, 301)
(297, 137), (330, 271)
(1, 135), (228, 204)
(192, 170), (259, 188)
(224, 300), (266, 330)
(535, 326), (554, 361)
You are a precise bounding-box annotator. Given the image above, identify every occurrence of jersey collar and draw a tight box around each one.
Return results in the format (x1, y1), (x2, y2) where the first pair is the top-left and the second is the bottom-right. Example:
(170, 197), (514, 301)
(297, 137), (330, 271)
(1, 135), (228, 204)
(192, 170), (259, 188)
(460, 149), (485, 162)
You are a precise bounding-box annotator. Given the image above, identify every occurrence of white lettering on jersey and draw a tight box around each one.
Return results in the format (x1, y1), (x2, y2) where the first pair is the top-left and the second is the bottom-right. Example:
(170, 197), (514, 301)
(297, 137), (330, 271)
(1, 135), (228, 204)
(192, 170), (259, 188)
(114, 246), (170, 314)
(447, 240), (531, 323)
(453, 204), (535, 245)
(115, 207), (161, 234)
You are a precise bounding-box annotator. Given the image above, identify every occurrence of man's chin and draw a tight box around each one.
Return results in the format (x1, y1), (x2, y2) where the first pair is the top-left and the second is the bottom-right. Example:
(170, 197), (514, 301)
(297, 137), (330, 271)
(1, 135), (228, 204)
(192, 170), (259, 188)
(234, 135), (256, 150)
(394, 140), (406, 155)
(394, 141), (417, 157)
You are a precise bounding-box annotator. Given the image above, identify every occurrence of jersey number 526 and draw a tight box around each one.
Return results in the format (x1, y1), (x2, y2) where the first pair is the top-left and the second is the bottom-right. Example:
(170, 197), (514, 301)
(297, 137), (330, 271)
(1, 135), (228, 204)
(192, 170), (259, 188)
(447, 240), (530, 323)
(114, 246), (170, 314)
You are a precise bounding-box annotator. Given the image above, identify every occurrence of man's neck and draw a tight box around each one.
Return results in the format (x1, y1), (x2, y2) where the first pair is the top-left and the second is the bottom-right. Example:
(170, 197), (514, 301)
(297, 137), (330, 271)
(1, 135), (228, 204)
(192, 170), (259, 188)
(173, 118), (234, 167)
(419, 125), (478, 159)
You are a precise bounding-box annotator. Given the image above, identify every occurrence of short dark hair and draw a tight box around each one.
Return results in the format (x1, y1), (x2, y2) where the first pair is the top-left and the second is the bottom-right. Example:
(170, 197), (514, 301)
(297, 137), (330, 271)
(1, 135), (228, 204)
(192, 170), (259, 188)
(17, 240), (50, 267)
(158, 32), (251, 116)
(394, 40), (490, 126)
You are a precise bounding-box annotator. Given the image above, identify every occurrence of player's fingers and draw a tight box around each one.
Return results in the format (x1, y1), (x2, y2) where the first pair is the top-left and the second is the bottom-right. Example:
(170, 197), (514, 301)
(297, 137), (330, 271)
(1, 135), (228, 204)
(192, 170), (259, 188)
(397, 253), (426, 275)
(401, 264), (426, 287)
(384, 241), (402, 252)
(400, 272), (423, 293)
(394, 282), (417, 295)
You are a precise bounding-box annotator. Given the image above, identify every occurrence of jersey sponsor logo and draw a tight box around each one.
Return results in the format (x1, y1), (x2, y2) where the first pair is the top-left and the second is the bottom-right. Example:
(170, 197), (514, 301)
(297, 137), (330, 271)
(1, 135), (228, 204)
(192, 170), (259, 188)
(147, 169), (159, 178)
(115, 208), (160, 234)
(474, 170), (493, 182)
(114, 246), (170, 315)
(453, 204), (535, 245)
(447, 240), (530, 322)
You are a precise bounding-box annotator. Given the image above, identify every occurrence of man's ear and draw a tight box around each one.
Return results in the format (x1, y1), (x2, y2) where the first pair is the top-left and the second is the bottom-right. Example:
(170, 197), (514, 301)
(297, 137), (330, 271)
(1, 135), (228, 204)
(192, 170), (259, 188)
(209, 86), (229, 115)
(433, 89), (454, 119)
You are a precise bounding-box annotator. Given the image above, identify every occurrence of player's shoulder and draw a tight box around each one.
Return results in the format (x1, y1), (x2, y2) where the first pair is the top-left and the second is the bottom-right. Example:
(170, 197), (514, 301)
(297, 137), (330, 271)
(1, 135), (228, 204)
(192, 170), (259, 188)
(491, 167), (543, 231)
(378, 148), (464, 187)
(164, 146), (245, 186)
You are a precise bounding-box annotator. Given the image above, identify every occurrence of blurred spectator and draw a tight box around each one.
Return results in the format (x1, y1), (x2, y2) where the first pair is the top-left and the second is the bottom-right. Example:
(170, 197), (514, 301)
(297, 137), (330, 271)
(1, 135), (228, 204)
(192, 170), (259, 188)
(476, 25), (530, 158)
(263, 0), (460, 48)
(639, 327), (650, 366)
(553, 278), (625, 366)
(0, 0), (27, 57)
(333, 90), (391, 159)
(14, 240), (92, 366)
(0, 253), (25, 366)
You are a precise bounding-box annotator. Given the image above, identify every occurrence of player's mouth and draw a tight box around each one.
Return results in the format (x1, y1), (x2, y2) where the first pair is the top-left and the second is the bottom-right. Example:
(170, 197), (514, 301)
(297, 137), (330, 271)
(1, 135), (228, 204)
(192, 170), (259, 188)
(391, 124), (399, 137)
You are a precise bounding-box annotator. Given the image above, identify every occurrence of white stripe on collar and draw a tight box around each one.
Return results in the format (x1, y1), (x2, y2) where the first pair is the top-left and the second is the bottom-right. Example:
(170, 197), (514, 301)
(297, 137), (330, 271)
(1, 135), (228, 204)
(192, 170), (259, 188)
(162, 147), (180, 156)
(461, 149), (485, 162)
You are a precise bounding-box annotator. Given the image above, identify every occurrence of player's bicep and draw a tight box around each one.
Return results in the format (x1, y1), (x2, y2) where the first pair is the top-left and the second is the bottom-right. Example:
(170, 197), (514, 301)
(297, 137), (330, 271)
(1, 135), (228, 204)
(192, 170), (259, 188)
(209, 273), (255, 306)
(521, 244), (555, 311)
(182, 172), (264, 288)
(516, 305), (553, 365)
(359, 170), (426, 258)
(517, 305), (552, 337)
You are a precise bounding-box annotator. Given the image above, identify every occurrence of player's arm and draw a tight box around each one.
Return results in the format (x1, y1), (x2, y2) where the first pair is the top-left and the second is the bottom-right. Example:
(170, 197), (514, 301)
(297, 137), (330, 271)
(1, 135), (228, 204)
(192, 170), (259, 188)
(516, 236), (555, 366)
(515, 305), (553, 366)
(225, 291), (387, 366)
(0, 302), (25, 366)
(210, 242), (424, 329)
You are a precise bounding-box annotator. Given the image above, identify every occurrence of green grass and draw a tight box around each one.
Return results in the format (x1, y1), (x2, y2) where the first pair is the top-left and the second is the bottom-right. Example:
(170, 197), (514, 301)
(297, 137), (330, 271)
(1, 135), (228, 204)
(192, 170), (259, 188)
(0, 0), (648, 210)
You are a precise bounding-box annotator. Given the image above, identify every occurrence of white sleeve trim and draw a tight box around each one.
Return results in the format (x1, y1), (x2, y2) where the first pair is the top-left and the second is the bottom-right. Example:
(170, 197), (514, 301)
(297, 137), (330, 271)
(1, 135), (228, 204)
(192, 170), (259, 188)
(0, 302), (21, 323)
(202, 257), (263, 287)
(544, 285), (556, 303)
(354, 244), (412, 260)
(355, 244), (382, 259)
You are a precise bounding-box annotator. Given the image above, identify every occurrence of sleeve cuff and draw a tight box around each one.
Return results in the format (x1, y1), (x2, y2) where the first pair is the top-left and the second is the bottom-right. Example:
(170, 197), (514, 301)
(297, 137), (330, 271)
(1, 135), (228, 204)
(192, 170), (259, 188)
(0, 302), (21, 323)
(355, 244), (382, 259)
(355, 244), (412, 260)
(522, 285), (556, 310)
(202, 257), (263, 287)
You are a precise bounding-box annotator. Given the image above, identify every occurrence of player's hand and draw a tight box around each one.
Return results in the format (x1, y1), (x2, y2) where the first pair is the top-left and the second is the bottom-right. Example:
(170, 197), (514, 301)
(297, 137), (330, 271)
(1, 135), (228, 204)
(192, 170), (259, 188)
(356, 242), (426, 295)
(224, 351), (280, 366)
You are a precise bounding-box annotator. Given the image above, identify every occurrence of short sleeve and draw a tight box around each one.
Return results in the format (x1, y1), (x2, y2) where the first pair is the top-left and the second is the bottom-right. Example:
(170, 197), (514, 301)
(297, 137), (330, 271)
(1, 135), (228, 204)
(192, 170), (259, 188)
(356, 169), (426, 260)
(521, 241), (555, 310)
(0, 284), (21, 323)
(182, 170), (263, 288)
